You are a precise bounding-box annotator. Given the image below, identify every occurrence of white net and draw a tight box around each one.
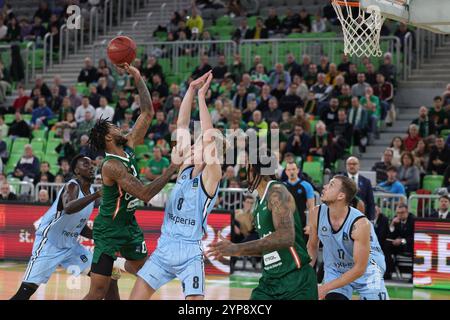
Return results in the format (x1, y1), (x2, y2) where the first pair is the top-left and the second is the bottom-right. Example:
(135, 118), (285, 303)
(332, 1), (386, 57)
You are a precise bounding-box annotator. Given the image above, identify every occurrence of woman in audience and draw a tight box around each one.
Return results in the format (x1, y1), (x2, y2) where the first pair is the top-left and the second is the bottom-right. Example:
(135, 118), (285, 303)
(404, 123), (421, 152)
(398, 151), (421, 193)
(54, 111), (77, 141)
(388, 136), (404, 167)
(412, 139), (430, 174)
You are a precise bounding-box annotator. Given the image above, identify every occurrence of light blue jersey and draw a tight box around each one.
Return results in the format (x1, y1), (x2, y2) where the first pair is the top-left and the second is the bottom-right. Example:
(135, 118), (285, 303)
(318, 204), (389, 300)
(23, 180), (94, 284)
(138, 166), (219, 297)
(161, 166), (219, 241)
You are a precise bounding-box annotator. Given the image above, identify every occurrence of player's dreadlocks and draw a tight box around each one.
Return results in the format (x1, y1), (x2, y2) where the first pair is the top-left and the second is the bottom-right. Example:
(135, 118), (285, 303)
(245, 135), (277, 193)
(88, 118), (110, 153)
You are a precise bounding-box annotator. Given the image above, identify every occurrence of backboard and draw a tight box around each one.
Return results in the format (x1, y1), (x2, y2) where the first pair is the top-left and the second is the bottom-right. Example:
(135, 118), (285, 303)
(360, 0), (450, 33)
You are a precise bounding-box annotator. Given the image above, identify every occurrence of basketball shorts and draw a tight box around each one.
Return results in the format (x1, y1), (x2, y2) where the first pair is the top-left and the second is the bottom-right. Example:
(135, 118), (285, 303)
(23, 235), (91, 285)
(137, 235), (205, 297)
(324, 262), (389, 300)
(250, 264), (318, 300)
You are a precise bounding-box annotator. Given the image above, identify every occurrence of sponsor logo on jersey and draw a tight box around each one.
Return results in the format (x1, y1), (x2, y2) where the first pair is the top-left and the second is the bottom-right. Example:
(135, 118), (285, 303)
(168, 212), (196, 226)
(127, 198), (140, 210)
(263, 251), (281, 266)
(80, 255), (88, 263)
(193, 178), (198, 188)
(322, 226), (328, 232)
(62, 230), (79, 238)
(343, 232), (349, 241)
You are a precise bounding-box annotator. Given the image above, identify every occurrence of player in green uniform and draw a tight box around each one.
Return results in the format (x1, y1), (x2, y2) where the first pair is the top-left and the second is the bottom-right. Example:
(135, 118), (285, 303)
(208, 150), (318, 300)
(83, 63), (186, 300)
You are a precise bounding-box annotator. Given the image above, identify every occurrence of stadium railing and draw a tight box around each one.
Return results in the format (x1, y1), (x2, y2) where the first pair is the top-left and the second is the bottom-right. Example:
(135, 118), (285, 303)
(374, 192), (408, 219)
(0, 42), (35, 85)
(407, 193), (440, 218)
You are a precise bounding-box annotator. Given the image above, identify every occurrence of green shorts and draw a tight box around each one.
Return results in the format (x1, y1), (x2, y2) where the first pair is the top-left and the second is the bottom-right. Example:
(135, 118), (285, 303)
(92, 217), (148, 264)
(250, 264), (318, 300)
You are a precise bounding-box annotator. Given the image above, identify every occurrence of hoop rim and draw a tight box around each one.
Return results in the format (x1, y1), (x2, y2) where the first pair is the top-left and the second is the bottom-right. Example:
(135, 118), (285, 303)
(331, 0), (360, 7)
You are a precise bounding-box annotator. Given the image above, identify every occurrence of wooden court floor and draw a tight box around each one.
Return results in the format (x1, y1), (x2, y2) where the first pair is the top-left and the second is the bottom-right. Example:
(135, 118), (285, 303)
(1, 263), (449, 300)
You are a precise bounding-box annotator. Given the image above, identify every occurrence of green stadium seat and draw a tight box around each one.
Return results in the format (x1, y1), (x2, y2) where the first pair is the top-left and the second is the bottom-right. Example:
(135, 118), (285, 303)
(22, 114), (32, 123)
(302, 161), (324, 185)
(44, 153), (59, 164)
(135, 144), (151, 159)
(33, 49), (45, 69)
(48, 130), (57, 140)
(136, 46), (145, 60)
(11, 138), (30, 155)
(3, 136), (12, 153)
(75, 82), (89, 96)
(216, 15), (232, 26)
(33, 150), (44, 162)
(154, 31), (167, 41)
(5, 154), (21, 174)
(158, 58), (171, 74)
(4, 114), (14, 124)
(440, 129), (450, 139)
(247, 16), (258, 28)
(46, 139), (62, 156)
(32, 129), (47, 140)
(422, 175), (444, 192)
(31, 140), (45, 153)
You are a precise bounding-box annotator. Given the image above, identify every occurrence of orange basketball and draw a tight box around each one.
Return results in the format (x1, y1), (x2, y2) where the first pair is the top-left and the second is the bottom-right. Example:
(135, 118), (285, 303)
(107, 35), (137, 66)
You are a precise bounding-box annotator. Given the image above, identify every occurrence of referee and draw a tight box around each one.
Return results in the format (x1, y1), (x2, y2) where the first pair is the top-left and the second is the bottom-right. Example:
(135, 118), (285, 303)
(283, 161), (315, 241)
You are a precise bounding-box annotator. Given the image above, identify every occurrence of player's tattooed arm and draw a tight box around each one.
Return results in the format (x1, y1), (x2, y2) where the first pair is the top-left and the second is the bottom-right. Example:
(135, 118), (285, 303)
(319, 218), (371, 299)
(207, 184), (295, 258)
(123, 63), (154, 147)
(62, 182), (102, 215)
(103, 159), (179, 204)
(80, 225), (93, 239)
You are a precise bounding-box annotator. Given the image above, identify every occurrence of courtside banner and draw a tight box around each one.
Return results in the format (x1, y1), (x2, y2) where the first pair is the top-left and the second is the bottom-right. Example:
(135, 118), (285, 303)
(0, 203), (231, 275)
(413, 218), (450, 290)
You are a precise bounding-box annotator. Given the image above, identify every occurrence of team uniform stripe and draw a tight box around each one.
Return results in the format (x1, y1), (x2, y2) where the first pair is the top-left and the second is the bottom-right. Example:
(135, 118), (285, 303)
(201, 198), (212, 234)
(289, 246), (301, 269)
(112, 186), (123, 220)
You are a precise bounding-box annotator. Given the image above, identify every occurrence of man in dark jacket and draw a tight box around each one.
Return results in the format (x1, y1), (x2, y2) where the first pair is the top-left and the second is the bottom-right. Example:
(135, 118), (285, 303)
(384, 204), (415, 279)
(77, 57), (98, 85)
(8, 111), (31, 138)
(428, 136), (450, 175)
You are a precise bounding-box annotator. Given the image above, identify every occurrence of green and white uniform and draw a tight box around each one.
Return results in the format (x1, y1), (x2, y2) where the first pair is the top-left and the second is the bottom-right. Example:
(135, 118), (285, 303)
(250, 181), (318, 300)
(92, 146), (147, 264)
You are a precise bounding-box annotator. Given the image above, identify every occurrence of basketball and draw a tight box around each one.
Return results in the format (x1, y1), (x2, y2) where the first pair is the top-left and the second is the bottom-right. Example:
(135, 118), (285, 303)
(107, 35), (137, 66)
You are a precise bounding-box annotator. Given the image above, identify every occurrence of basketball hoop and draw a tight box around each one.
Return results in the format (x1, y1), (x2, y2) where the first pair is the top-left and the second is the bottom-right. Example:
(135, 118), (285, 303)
(332, 0), (386, 57)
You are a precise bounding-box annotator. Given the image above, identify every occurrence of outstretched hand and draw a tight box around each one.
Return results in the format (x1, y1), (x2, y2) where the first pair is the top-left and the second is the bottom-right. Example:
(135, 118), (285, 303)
(189, 70), (212, 90)
(198, 73), (213, 97)
(170, 144), (194, 168)
(206, 232), (237, 259)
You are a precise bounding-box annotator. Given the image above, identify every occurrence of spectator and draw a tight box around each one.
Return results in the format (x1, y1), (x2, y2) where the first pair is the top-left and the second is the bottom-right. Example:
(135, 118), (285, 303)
(284, 53), (302, 79)
(320, 97), (340, 127)
(284, 161), (315, 240)
(269, 63), (291, 90)
(412, 139), (430, 174)
(338, 54), (352, 74)
(384, 204), (414, 279)
(329, 108), (353, 157)
(394, 22), (414, 52)
(348, 96), (369, 152)
(13, 144), (40, 181)
(54, 111), (76, 141)
(38, 189), (50, 204)
(309, 121), (336, 170)
(297, 8), (312, 32)
(5, 16), (21, 42)
(264, 97), (282, 124)
(292, 74), (309, 101)
(360, 86), (381, 137)
(398, 152), (421, 193)
(34, 1), (52, 23)
(31, 96), (54, 129)
(389, 136), (404, 167)
(0, 135), (7, 164)
(310, 72), (332, 107)
(212, 54), (228, 81)
(0, 182), (17, 200)
(233, 196), (259, 243)
(0, 16), (7, 41)
(378, 52), (396, 86)
(74, 110), (95, 142)
(0, 115), (7, 138)
(372, 148), (395, 184)
(232, 84), (249, 110)
(265, 8), (280, 34)
(11, 86), (30, 113)
(88, 84), (100, 109)
(280, 8), (299, 34)
(404, 124), (421, 152)
(232, 18), (251, 42)
(311, 12), (327, 33)
(351, 73), (371, 98)
(75, 96), (96, 123)
(247, 110), (268, 136)
(247, 17), (268, 40)
(336, 84), (352, 110)
(78, 57), (98, 85)
(279, 83), (303, 114)
(428, 136), (450, 175)
(291, 107), (310, 133)
(8, 111), (31, 138)
(345, 156), (376, 220)
(68, 85), (82, 109)
(31, 75), (51, 100)
(317, 56), (330, 74)
(364, 63), (377, 86)
(96, 77), (113, 102)
(325, 63), (341, 86)
(95, 96), (114, 121)
(58, 158), (72, 182)
(374, 205), (390, 264)
(144, 146), (170, 181)
(148, 111), (169, 142)
(27, 16), (46, 42)
(286, 124), (310, 161)
(53, 75), (67, 97)
(377, 166), (406, 199)
(192, 55), (212, 79)
(412, 106), (436, 139)
(430, 195), (450, 219)
(429, 96), (448, 133)
(373, 73), (394, 124)
(230, 54), (246, 83)
(186, 7), (204, 34)
(48, 85), (63, 112)
(175, 20), (192, 40)
(250, 63), (269, 88)
(300, 54), (312, 76)
(345, 63), (358, 86)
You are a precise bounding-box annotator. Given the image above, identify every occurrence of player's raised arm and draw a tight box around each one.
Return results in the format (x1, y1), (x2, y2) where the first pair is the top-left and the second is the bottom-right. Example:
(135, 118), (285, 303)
(61, 182), (102, 215)
(318, 218), (371, 299)
(207, 184), (295, 258)
(306, 205), (321, 267)
(197, 73), (222, 196)
(122, 63), (154, 148)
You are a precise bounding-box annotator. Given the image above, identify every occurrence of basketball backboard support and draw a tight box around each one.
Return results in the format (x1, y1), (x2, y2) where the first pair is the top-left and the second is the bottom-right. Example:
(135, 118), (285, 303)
(360, 0), (450, 34)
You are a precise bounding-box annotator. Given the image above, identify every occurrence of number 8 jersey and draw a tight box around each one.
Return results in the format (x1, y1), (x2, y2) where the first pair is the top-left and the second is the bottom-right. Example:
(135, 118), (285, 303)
(161, 166), (219, 241)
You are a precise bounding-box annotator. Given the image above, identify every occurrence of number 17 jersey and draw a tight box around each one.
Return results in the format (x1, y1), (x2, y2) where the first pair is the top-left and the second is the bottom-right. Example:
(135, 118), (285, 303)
(161, 166), (219, 241)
